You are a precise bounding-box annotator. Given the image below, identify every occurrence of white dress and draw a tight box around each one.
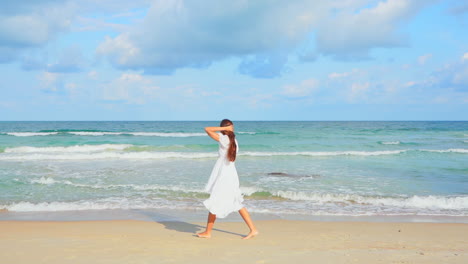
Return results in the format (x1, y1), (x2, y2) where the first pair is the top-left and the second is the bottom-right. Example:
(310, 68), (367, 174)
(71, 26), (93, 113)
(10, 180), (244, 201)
(203, 133), (244, 218)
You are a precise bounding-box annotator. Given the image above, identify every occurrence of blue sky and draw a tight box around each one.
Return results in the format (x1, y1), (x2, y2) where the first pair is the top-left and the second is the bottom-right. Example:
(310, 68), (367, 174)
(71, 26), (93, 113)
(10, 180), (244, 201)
(0, 0), (467, 121)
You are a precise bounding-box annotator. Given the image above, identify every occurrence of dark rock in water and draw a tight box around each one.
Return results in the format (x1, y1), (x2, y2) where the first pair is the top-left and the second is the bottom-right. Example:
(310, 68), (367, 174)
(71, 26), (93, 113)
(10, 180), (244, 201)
(267, 172), (320, 178)
(268, 172), (289, 176)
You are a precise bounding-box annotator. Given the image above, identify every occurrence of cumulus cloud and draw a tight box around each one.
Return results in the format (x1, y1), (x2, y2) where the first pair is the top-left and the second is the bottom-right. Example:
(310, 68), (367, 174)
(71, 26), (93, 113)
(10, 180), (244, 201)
(328, 69), (365, 80)
(19, 45), (86, 72)
(101, 73), (160, 104)
(36, 71), (88, 101)
(47, 45), (86, 73)
(96, 0), (432, 77)
(418, 53), (432, 65)
(453, 66), (468, 86)
(0, 1), (74, 63)
(349, 82), (370, 101)
(87, 71), (98, 80)
(97, 0), (318, 77)
(408, 52), (468, 92)
(283, 78), (319, 98)
(462, 52), (468, 62)
(328, 72), (350, 79)
(316, 0), (433, 60)
(0, 0), (437, 79)
(0, 0), (150, 64)
(238, 54), (289, 78)
(38, 71), (68, 95)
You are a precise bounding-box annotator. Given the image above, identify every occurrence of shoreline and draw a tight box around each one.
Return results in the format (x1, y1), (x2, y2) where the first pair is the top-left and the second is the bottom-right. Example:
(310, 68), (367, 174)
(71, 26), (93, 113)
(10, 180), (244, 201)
(1, 219), (467, 264)
(1, 208), (468, 223)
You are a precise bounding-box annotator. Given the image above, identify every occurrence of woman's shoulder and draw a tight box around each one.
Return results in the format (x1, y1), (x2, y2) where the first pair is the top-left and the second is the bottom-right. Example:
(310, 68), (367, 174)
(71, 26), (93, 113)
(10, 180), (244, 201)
(219, 133), (228, 142)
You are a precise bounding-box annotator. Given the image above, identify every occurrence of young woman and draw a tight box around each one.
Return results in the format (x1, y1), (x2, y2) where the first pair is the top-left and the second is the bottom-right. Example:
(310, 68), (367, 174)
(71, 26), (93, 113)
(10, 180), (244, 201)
(197, 119), (258, 239)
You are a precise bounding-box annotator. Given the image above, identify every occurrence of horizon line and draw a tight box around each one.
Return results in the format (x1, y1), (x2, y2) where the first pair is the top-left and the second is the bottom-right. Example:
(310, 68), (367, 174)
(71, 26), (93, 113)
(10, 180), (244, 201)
(1, 120), (467, 122)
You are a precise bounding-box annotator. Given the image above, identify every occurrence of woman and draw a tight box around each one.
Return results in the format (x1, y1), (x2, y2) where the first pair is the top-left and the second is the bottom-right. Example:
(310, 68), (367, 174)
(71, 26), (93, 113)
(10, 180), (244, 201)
(197, 119), (258, 239)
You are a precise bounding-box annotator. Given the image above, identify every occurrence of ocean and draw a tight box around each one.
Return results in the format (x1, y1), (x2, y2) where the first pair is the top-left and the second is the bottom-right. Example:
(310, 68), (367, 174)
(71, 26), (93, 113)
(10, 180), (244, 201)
(0, 121), (467, 222)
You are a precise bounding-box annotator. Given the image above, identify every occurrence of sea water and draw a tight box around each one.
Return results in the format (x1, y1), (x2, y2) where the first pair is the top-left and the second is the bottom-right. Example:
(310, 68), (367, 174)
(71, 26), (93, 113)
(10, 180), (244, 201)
(0, 121), (467, 222)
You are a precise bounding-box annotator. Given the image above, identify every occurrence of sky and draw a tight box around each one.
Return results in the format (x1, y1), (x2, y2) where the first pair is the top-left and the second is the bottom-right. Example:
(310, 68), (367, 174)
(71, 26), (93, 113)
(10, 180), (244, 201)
(0, 0), (467, 121)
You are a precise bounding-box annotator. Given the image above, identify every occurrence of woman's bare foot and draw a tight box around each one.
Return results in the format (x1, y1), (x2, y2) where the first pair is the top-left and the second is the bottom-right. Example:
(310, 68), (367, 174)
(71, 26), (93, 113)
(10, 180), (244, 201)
(242, 230), (259, 240)
(196, 232), (211, 238)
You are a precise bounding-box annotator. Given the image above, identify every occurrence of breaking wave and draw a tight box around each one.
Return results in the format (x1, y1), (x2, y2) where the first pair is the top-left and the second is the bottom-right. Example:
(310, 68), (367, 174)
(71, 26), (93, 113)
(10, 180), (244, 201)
(1, 145), (467, 160)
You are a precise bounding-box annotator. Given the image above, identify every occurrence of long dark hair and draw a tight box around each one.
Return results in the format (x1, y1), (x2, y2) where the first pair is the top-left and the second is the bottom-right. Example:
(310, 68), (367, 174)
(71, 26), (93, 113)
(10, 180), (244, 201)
(220, 119), (236, 162)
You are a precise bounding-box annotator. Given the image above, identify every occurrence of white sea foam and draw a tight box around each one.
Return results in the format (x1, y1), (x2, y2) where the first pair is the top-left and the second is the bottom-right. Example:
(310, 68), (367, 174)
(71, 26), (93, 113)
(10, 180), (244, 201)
(1, 199), (137, 212)
(68, 132), (122, 136)
(27, 177), (206, 194)
(129, 132), (206, 137)
(240, 186), (263, 196)
(2, 194), (467, 216)
(3, 131), (207, 137)
(238, 132), (257, 135)
(30, 177), (59, 185)
(2, 146), (467, 161)
(71, 131), (253, 136)
(69, 132), (206, 137)
(0, 150), (404, 160)
(422, 149), (468, 154)
(4, 144), (133, 153)
(0, 197), (198, 212)
(6, 132), (59, 137)
(273, 191), (468, 210)
(28, 177), (260, 198)
(0, 152), (217, 160)
(243, 150), (407, 157)
(381, 141), (400, 145)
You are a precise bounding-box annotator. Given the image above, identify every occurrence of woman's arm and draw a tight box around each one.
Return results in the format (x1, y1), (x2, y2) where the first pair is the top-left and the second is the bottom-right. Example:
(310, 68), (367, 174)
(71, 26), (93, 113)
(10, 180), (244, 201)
(204, 125), (233, 141)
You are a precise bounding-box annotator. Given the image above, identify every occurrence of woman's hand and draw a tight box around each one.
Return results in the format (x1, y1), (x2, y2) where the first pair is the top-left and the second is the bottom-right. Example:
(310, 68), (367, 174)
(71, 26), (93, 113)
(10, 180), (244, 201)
(204, 125), (234, 141)
(223, 125), (234, 132)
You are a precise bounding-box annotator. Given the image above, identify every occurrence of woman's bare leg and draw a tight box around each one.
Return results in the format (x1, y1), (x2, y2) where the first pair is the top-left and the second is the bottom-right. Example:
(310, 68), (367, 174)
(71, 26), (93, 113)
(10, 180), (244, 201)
(238, 207), (259, 239)
(197, 212), (216, 238)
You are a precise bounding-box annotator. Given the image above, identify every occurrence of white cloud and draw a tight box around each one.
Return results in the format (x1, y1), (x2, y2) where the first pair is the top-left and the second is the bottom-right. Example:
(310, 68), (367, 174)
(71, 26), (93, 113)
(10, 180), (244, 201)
(328, 69), (364, 80)
(423, 54), (468, 91)
(283, 78), (319, 98)
(453, 66), (468, 85)
(348, 82), (370, 102)
(87, 71), (98, 80)
(462, 52), (468, 61)
(328, 72), (350, 79)
(247, 93), (274, 109)
(39, 72), (59, 89)
(37, 71), (72, 97)
(404, 81), (417, 87)
(97, 0), (432, 76)
(101, 73), (160, 104)
(74, 16), (130, 32)
(0, 1), (74, 62)
(97, 34), (141, 68)
(316, 0), (432, 59)
(418, 53), (432, 65)
(97, 0), (318, 77)
(351, 82), (370, 93)
(47, 45), (86, 72)
(0, 0), (151, 64)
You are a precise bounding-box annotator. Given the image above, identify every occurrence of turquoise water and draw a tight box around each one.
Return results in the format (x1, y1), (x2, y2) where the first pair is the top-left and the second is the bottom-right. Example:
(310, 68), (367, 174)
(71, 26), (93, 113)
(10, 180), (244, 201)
(0, 121), (467, 219)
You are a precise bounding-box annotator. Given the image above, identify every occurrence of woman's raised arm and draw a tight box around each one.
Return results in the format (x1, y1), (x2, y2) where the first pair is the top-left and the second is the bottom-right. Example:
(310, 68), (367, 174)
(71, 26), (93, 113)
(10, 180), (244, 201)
(204, 125), (233, 141)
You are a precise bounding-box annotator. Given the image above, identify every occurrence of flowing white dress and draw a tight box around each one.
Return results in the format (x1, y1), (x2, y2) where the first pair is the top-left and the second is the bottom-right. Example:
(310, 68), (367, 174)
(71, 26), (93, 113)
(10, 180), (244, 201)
(203, 133), (244, 218)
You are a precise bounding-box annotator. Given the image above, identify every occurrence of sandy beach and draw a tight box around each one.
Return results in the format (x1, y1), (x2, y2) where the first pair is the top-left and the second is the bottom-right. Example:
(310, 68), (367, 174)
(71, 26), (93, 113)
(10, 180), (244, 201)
(1, 219), (467, 264)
